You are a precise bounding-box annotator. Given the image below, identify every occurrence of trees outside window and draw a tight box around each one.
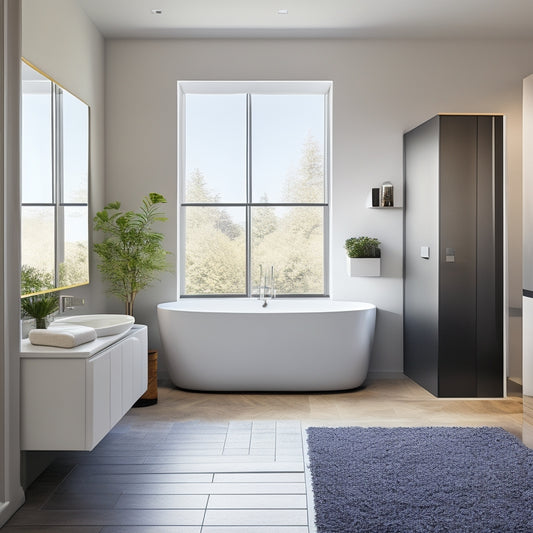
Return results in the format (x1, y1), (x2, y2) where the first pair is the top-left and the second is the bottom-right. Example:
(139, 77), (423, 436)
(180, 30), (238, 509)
(179, 83), (330, 296)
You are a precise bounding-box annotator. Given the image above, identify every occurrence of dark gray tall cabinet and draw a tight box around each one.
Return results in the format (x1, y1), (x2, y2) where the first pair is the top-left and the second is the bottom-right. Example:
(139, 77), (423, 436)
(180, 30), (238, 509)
(403, 115), (504, 397)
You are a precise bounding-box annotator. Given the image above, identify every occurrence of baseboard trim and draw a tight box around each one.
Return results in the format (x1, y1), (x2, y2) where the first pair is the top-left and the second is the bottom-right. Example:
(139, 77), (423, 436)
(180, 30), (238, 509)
(367, 372), (405, 380)
(0, 491), (25, 528)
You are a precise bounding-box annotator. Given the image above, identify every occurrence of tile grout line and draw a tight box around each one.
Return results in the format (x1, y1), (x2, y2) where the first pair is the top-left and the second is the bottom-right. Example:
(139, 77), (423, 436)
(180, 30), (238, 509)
(202, 492), (211, 530)
(274, 420), (278, 462)
(221, 421), (230, 456)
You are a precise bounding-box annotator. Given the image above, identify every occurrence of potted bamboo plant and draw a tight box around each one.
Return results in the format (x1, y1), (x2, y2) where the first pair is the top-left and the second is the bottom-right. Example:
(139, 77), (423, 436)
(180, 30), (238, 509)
(345, 236), (381, 277)
(93, 192), (171, 316)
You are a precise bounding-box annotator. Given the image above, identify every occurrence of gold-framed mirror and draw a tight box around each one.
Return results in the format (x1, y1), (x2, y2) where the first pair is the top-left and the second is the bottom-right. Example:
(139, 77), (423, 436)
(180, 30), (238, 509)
(21, 59), (89, 297)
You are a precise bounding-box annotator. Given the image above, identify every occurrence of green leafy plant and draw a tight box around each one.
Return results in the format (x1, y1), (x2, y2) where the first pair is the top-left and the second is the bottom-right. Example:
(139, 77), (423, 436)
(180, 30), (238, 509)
(21, 294), (59, 329)
(20, 265), (58, 329)
(93, 192), (171, 316)
(344, 236), (381, 258)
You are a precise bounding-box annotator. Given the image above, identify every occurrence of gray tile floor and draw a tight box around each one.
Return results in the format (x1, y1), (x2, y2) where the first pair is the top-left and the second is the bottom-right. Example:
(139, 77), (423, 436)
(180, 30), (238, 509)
(6, 376), (525, 531)
(4, 420), (312, 532)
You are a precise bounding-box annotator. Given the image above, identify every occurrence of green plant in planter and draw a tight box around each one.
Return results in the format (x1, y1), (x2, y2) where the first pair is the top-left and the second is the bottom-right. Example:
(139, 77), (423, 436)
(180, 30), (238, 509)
(20, 265), (58, 329)
(21, 294), (59, 329)
(93, 192), (171, 316)
(345, 236), (381, 258)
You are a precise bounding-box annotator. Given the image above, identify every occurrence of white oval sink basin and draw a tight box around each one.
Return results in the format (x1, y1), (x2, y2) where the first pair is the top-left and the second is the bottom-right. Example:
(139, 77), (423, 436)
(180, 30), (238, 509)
(51, 314), (135, 337)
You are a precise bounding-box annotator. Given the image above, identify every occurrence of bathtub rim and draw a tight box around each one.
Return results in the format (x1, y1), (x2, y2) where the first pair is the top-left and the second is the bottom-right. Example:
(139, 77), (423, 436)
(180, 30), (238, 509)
(157, 298), (376, 314)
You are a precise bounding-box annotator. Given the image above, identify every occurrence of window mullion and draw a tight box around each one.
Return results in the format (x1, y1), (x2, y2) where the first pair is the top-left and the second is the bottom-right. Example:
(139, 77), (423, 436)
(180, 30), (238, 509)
(246, 93), (252, 297)
(324, 91), (330, 294)
(178, 91), (186, 297)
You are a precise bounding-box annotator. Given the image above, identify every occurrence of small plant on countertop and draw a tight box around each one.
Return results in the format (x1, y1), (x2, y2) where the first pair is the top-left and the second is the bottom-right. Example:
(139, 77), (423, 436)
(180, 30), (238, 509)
(345, 236), (381, 258)
(20, 265), (59, 329)
(21, 294), (59, 329)
(93, 192), (172, 317)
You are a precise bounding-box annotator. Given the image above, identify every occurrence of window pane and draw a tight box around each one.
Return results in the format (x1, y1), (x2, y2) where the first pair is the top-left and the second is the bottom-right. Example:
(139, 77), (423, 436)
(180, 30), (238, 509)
(251, 206), (324, 295)
(21, 64), (53, 203)
(62, 90), (89, 203)
(251, 95), (325, 203)
(21, 206), (55, 291)
(184, 94), (246, 203)
(184, 206), (246, 294)
(59, 206), (89, 287)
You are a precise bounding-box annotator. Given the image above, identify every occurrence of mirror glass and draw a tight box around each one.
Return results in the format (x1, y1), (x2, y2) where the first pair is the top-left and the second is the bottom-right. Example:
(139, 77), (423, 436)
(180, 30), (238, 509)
(21, 60), (89, 296)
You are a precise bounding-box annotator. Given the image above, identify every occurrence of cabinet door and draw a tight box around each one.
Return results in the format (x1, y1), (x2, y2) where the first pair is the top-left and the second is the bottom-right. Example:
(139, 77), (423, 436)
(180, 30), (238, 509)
(109, 343), (123, 427)
(86, 350), (111, 449)
(438, 115), (478, 397)
(132, 335), (148, 399)
(121, 336), (146, 411)
(476, 116), (504, 397)
(403, 116), (440, 396)
(21, 358), (86, 450)
(121, 338), (134, 410)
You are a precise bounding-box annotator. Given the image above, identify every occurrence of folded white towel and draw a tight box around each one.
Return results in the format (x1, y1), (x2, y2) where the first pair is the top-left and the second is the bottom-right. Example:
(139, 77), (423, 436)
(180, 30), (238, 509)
(29, 324), (97, 348)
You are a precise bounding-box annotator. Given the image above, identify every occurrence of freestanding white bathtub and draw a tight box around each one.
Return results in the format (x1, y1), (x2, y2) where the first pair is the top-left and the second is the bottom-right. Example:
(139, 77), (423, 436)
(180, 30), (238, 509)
(157, 298), (377, 392)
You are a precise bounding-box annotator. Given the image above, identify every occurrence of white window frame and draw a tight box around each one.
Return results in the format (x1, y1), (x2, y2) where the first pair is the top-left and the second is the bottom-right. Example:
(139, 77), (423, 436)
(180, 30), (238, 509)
(177, 80), (332, 297)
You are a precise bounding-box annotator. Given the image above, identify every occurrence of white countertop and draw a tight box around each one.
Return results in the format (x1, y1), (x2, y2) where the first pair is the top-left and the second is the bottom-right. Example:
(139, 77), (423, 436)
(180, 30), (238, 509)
(20, 324), (146, 359)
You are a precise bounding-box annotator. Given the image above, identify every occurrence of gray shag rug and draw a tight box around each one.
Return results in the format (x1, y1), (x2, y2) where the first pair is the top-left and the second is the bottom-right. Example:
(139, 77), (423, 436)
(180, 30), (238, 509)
(306, 426), (532, 533)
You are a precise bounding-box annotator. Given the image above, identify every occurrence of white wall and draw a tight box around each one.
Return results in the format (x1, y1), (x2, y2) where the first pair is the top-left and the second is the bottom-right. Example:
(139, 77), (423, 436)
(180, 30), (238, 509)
(22, 0), (106, 315)
(106, 38), (532, 375)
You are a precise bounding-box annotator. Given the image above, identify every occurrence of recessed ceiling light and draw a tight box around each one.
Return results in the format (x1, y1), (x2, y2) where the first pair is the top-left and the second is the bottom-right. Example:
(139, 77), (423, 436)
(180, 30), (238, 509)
(277, 9), (289, 15)
(151, 9), (163, 15)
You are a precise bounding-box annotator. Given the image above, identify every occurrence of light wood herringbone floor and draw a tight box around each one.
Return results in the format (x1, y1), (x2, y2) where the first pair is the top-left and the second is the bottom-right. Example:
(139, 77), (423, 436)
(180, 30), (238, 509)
(125, 375), (526, 441)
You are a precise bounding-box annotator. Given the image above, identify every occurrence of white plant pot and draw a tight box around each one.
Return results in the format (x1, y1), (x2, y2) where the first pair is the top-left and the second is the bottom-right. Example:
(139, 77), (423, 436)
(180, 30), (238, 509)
(347, 257), (381, 277)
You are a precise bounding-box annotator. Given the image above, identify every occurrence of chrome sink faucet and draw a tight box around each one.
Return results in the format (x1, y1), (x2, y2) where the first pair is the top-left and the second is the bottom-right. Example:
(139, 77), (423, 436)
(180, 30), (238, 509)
(59, 295), (85, 314)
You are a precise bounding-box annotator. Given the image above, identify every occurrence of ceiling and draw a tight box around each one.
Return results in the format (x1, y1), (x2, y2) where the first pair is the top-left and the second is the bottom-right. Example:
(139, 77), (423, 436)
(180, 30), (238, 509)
(76, 0), (533, 40)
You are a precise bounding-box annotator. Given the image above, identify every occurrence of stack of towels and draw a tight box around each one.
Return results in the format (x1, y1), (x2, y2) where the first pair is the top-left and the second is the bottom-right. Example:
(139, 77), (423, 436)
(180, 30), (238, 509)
(29, 323), (97, 348)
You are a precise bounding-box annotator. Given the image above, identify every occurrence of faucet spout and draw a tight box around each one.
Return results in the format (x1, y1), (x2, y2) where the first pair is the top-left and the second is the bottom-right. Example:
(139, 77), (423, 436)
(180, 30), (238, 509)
(59, 295), (85, 314)
(257, 264), (275, 306)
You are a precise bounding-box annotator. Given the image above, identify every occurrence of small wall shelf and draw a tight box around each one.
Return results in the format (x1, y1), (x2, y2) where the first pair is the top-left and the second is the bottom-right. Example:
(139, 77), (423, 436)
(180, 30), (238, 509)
(368, 182), (402, 208)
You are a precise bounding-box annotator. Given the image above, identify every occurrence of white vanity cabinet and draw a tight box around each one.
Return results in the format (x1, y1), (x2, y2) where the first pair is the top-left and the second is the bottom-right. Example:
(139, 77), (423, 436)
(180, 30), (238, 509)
(20, 325), (147, 451)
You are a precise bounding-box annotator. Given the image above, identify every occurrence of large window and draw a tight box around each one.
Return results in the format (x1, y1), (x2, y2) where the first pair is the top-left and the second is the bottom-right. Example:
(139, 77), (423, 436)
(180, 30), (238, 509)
(179, 81), (330, 297)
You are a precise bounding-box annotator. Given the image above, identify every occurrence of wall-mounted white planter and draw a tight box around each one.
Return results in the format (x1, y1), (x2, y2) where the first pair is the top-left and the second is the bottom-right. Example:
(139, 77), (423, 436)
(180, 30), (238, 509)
(347, 257), (381, 277)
